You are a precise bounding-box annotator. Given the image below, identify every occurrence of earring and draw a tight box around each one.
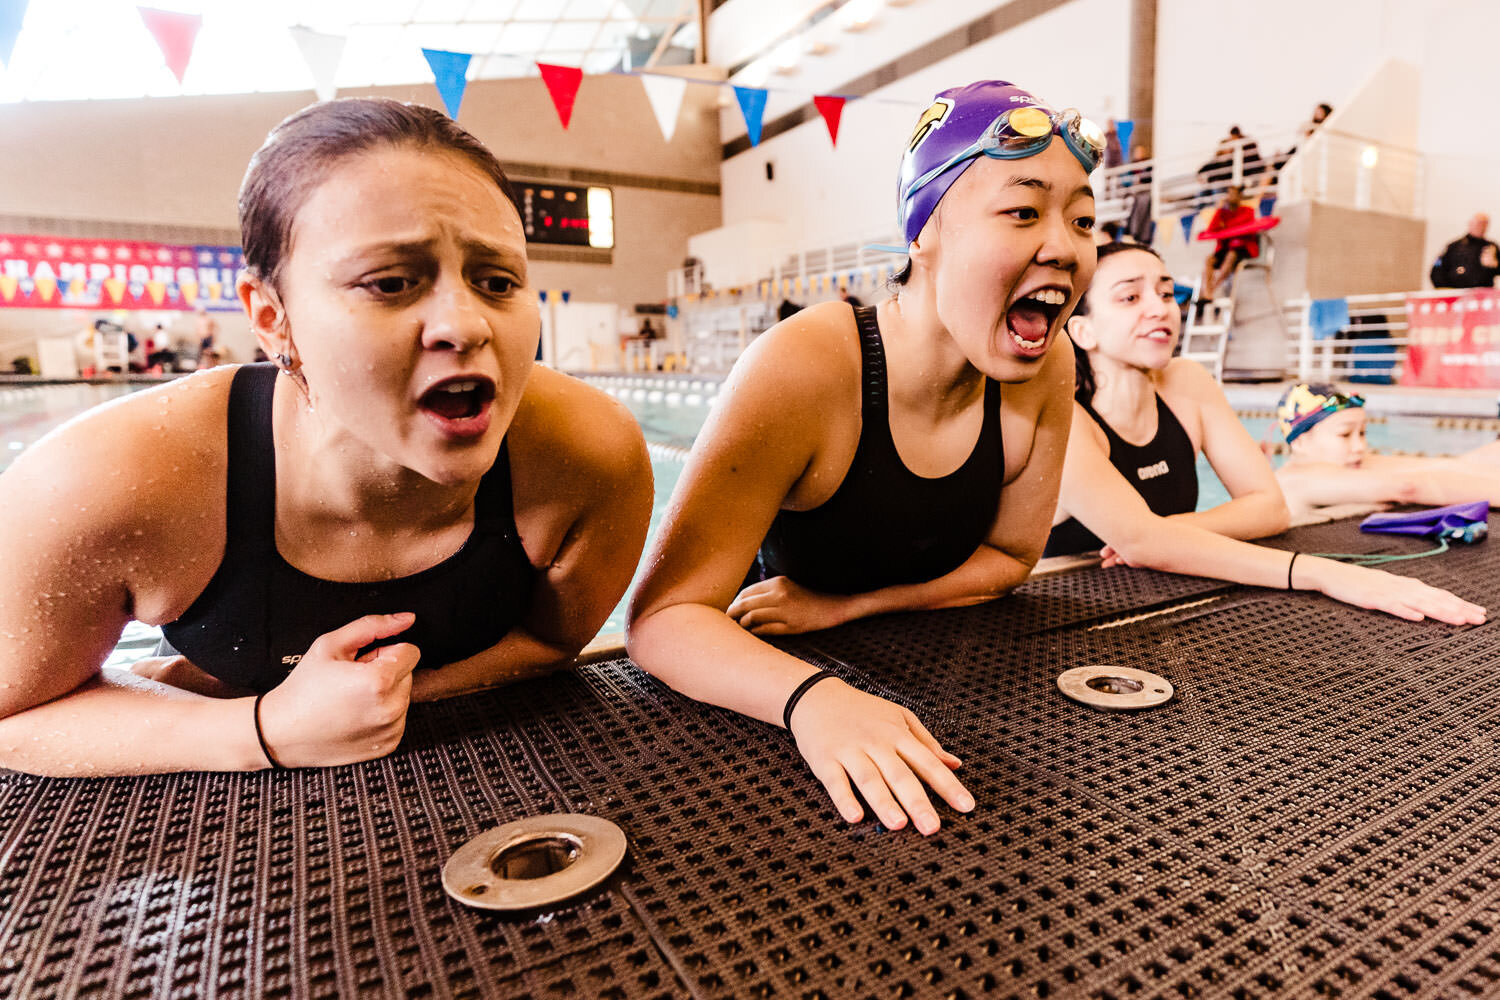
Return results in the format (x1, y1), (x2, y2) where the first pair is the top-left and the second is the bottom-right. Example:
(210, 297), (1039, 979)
(275, 352), (292, 368)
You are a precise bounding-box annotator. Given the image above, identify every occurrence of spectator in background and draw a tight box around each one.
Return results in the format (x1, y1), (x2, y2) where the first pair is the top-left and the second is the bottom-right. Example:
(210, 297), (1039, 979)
(1430, 214), (1500, 288)
(1197, 126), (1263, 208)
(1201, 185), (1258, 300)
(1122, 143), (1154, 245)
(1103, 119), (1124, 170)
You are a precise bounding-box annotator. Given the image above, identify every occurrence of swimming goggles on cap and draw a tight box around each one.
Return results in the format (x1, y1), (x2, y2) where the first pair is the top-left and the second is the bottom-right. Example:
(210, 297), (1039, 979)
(1281, 389), (1365, 444)
(901, 106), (1106, 221)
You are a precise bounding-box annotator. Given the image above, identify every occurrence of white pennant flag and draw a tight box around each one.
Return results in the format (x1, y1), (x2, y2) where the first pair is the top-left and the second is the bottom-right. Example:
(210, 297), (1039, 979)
(640, 73), (687, 143)
(290, 26), (347, 102)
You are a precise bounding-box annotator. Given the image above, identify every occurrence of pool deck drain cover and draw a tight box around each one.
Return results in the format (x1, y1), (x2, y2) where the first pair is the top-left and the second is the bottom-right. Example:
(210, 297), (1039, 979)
(1057, 664), (1175, 710)
(442, 814), (626, 911)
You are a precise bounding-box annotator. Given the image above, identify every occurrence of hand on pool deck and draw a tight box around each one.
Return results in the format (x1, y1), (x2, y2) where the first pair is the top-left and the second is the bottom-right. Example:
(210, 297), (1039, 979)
(728, 576), (863, 635)
(1300, 559), (1487, 626)
(788, 677), (975, 836)
(258, 612), (421, 768)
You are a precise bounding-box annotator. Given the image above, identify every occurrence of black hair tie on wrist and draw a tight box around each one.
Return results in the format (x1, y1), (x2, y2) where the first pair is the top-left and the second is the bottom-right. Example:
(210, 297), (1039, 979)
(782, 670), (836, 732)
(253, 691), (286, 770)
(1287, 551), (1301, 591)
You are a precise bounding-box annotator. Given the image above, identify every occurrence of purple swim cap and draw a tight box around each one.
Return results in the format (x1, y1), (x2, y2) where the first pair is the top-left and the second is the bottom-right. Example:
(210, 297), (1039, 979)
(897, 80), (1068, 246)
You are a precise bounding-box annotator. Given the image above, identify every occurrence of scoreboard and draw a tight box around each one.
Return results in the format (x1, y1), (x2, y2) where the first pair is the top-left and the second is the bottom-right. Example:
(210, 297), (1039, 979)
(518, 182), (614, 249)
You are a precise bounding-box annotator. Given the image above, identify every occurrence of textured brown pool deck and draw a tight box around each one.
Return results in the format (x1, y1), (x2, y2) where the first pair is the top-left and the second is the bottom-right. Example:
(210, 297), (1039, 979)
(3, 516), (1499, 998)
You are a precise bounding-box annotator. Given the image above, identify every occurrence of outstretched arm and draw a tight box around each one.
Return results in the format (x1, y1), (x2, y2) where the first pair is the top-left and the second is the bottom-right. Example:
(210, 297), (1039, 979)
(1059, 403), (1485, 624)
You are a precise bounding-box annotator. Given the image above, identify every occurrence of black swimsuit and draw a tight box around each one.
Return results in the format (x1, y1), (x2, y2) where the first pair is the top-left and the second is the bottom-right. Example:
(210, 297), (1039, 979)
(1044, 393), (1199, 556)
(160, 364), (536, 693)
(751, 305), (1005, 595)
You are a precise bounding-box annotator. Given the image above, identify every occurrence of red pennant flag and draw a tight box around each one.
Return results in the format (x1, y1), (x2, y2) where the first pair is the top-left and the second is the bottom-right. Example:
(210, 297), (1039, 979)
(814, 95), (846, 147)
(138, 7), (201, 84)
(537, 63), (583, 129)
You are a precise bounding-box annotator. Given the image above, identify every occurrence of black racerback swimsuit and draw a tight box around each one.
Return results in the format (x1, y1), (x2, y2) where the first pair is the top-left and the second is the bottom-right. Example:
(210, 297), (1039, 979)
(750, 304), (1005, 595)
(1044, 393), (1199, 556)
(160, 364), (536, 693)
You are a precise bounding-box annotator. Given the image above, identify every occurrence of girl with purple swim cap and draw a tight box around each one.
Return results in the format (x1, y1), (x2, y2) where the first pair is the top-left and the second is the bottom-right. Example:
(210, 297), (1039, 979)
(630, 81), (1102, 836)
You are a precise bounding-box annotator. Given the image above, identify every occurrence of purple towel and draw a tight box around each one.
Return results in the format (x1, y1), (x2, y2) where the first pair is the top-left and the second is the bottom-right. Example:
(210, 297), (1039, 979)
(1361, 501), (1490, 538)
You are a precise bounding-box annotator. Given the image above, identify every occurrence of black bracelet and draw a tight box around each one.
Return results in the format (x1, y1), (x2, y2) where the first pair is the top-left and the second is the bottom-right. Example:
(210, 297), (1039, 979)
(782, 670), (836, 731)
(1287, 551), (1301, 591)
(253, 692), (286, 770)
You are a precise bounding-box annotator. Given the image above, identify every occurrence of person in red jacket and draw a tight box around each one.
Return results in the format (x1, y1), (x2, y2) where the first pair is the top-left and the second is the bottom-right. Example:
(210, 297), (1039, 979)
(1201, 185), (1258, 300)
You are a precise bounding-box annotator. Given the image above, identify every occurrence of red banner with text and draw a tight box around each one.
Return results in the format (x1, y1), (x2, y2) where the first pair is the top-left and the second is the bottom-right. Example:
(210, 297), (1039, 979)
(0, 234), (244, 312)
(1402, 290), (1500, 388)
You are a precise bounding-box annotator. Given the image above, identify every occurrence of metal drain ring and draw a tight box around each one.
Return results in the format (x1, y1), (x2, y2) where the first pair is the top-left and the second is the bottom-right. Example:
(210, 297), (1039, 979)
(442, 813), (627, 911)
(1056, 665), (1174, 711)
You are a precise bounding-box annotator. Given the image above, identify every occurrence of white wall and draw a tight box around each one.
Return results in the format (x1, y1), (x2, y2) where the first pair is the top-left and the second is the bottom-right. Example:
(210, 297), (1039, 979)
(1417, 0), (1500, 273)
(715, 0), (1130, 263)
(1153, 0), (1429, 169)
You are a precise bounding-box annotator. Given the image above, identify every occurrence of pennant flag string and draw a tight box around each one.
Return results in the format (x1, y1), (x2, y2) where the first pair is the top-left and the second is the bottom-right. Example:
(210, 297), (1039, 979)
(422, 48), (471, 119)
(813, 94), (845, 147)
(137, 6), (201, 85)
(289, 26), (346, 103)
(0, 0), (26, 67)
(538, 62), (583, 129)
(733, 85), (768, 147)
(640, 73), (687, 143)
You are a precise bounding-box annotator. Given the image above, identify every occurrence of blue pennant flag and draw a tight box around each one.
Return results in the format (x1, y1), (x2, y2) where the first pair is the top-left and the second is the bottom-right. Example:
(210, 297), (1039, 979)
(1115, 119), (1134, 158)
(734, 86), (768, 146)
(1179, 213), (1194, 245)
(560, 290), (571, 304)
(538, 290), (548, 304)
(422, 48), (472, 119)
(0, 0), (26, 67)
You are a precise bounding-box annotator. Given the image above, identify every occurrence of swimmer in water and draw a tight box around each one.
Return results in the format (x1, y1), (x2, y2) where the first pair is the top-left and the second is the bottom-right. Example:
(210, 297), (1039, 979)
(0, 99), (652, 776)
(1045, 243), (1486, 624)
(629, 81), (1103, 834)
(1274, 382), (1500, 520)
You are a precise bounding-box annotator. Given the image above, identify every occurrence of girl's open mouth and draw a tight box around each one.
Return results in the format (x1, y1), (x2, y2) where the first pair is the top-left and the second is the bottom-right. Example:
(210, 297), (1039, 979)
(1006, 287), (1068, 356)
(419, 377), (496, 439)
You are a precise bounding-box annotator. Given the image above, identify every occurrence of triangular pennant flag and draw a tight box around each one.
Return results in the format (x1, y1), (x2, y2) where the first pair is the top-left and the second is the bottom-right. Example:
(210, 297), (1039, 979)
(640, 74), (687, 143)
(1179, 213), (1194, 245)
(734, 86), (768, 146)
(560, 290), (571, 304)
(35, 277), (55, 302)
(0, 0), (26, 67)
(146, 281), (166, 305)
(207, 281), (221, 301)
(104, 278), (125, 303)
(180, 280), (197, 303)
(537, 63), (583, 129)
(538, 290), (548, 304)
(422, 48), (471, 119)
(137, 7), (201, 84)
(813, 95), (845, 147)
(0, 275), (16, 302)
(68, 279), (84, 298)
(289, 26), (346, 103)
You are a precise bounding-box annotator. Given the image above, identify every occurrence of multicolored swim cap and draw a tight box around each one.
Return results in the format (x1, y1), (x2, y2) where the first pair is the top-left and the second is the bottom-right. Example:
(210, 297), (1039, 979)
(896, 80), (1099, 246)
(1277, 382), (1365, 444)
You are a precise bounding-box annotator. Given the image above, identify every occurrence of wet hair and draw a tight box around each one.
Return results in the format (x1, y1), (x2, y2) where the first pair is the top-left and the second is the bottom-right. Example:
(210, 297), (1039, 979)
(1069, 242), (1164, 404)
(239, 98), (523, 291)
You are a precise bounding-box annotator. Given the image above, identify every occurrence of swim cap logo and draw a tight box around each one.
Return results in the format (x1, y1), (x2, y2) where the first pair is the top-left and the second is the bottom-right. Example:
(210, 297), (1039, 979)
(907, 98), (955, 153)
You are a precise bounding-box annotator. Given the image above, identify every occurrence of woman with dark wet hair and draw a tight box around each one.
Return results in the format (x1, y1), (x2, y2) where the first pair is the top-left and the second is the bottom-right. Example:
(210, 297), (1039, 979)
(0, 98), (652, 776)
